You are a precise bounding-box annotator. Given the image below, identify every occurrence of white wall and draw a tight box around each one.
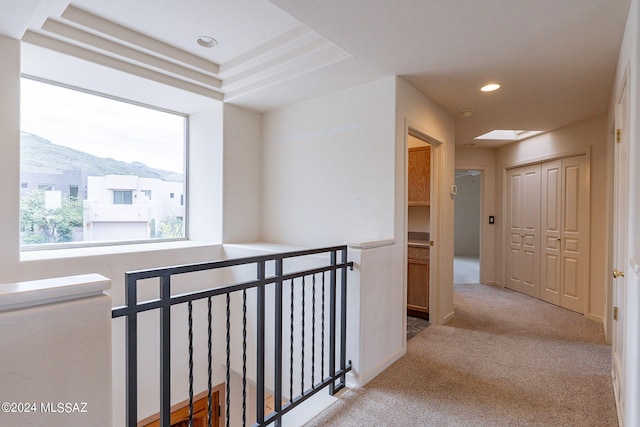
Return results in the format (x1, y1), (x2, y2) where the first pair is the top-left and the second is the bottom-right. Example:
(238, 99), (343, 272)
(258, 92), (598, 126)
(494, 116), (610, 322)
(396, 77), (456, 325)
(455, 147), (497, 284)
(262, 78), (396, 246)
(261, 77), (401, 386)
(0, 36), (21, 272)
(222, 104), (263, 243)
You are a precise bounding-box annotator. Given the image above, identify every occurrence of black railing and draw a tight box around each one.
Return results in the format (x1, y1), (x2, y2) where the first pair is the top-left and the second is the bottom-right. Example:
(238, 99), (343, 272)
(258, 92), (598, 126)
(112, 245), (353, 427)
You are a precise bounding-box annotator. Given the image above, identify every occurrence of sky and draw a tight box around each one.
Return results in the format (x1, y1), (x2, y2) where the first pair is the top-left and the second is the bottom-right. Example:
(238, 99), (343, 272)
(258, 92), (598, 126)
(20, 78), (186, 174)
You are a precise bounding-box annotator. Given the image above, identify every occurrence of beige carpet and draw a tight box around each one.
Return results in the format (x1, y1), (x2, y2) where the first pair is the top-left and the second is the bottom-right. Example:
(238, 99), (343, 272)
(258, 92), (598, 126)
(305, 283), (617, 426)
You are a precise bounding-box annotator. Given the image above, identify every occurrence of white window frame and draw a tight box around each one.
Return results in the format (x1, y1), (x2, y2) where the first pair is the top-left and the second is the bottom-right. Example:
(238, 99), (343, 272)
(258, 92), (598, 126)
(19, 75), (190, 251)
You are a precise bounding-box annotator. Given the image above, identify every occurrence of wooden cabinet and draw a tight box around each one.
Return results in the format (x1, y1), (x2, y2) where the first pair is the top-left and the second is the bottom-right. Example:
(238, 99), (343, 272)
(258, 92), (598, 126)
(407, 245), (429, 319)
(408, 146), (430, 206)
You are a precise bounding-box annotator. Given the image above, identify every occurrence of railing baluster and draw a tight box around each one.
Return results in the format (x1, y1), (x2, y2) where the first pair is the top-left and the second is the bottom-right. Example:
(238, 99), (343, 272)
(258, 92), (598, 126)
(301, 276), (306, 395)
(225, 293), (231, 427)
(312, 274), (316, 388)
(289, 278), (294, 403)
(188, 301), (194, 427)
(321, 272), (325, 382)
(207, 296), (213, 427)
(242, 289), (247, 427)
(160, 275), (171, 427)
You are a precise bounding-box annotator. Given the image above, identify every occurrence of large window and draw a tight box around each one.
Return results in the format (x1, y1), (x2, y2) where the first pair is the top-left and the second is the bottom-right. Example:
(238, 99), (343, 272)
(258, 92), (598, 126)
(20, 77), (187, 248)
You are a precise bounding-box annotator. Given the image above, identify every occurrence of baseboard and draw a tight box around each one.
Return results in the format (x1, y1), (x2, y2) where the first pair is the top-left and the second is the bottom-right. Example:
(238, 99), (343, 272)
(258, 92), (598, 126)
(442, 310), (455, 324)
(586, 313), (604, 323)
(355, 347), (405, 387)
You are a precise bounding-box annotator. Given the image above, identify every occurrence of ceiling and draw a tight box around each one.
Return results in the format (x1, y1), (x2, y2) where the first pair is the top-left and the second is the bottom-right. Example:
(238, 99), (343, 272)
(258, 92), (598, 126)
(1, 0), (631, 147)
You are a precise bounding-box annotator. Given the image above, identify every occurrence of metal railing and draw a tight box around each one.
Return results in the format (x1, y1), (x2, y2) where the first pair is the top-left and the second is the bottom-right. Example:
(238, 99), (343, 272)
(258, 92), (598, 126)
(112, 245), (353, 427)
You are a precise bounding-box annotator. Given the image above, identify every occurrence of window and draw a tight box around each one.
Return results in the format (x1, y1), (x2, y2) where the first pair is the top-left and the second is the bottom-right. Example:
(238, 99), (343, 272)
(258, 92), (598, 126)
(20, 77), (187, 248)
(21, 182), (28, 189)
(69, 185), (79, 200)
(113, 190), (133, 205)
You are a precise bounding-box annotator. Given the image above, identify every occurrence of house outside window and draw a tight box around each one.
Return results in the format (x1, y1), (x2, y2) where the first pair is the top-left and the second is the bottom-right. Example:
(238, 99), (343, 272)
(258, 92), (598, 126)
(69, 185), (79, 200)
(113, 190), (133, 205)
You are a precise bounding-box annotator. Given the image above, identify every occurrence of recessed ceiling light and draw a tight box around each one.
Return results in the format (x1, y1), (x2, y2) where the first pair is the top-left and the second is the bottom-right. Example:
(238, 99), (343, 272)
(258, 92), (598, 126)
(196, 36), (218, 48)
(460, 110), (473, 118)
(481, 83), (501, 92)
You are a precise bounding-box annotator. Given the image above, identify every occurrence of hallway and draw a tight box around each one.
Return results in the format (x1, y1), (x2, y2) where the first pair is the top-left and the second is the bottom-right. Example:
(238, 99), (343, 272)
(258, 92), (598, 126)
(305, 283), (616, 426)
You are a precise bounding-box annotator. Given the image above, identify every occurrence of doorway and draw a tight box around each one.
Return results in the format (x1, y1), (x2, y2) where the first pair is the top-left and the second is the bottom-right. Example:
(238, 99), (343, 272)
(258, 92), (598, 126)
(454, 169), (481, 284)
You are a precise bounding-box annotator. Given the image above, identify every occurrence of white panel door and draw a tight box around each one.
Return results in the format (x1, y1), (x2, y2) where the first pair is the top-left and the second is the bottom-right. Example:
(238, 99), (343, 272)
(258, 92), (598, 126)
(612, 73), (629, 421)
(507, 164), (541, 298)
(559, 155), (589, 313)
(540, 160), (562, 306)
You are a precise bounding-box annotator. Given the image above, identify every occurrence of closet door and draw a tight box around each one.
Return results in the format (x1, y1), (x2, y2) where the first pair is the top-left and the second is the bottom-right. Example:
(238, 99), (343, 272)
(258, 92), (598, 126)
(558, 155), (589, 313)
(538, 156), (589, 313)
(540, 160), (562, 305)
(506, 164), (541, 298)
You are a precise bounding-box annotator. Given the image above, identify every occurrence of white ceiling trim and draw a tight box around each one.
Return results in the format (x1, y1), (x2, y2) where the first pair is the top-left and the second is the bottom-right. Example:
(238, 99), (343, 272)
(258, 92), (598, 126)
(60, 5), (219, 75)
(22, 31), (225, 101)
(22, 4), (352, 104)
(40, 19), (222, 89)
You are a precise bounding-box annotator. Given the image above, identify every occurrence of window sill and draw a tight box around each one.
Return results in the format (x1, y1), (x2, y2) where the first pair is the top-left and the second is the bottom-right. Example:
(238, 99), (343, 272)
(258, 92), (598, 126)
(20, 240), (221, 262)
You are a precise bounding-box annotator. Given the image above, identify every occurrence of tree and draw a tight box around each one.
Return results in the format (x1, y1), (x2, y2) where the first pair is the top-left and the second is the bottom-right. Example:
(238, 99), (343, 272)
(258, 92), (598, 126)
(157, 216), (184, 239)
(20, 190), (84, 244)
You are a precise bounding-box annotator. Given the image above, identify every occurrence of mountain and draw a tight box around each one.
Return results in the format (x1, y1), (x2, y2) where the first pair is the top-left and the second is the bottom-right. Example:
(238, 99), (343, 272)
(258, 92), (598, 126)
(20, 132), (183, 182)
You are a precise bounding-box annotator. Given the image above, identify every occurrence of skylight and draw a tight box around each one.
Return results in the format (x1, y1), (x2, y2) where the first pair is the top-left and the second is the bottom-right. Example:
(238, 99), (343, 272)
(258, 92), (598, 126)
(474, 130), (544, 141)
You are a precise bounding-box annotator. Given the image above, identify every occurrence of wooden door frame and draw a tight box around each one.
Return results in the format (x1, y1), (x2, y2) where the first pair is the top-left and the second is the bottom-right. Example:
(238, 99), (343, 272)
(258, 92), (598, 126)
(404, 121), (444, 324)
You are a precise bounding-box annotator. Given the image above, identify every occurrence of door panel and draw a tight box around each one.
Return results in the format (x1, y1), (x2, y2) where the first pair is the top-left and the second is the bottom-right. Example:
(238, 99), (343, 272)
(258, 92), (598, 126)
(507, 165), (540, 297)
(559, 156), (588, 313)
(612, 74), (629, 419)
(541, 161), (562, 305)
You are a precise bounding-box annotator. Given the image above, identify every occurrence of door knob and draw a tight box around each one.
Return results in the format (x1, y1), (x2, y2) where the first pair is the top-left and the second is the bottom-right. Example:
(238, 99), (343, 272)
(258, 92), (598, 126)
(613, 268), (625, 279)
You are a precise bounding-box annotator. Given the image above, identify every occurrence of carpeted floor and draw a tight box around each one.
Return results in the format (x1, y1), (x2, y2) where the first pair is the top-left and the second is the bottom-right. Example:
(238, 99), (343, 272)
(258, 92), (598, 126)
(305, 283), (617, 426)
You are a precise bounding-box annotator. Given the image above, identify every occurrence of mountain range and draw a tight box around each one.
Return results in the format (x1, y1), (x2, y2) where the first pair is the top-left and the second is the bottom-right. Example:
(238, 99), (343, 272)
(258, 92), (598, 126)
(20, 132), (183, 182)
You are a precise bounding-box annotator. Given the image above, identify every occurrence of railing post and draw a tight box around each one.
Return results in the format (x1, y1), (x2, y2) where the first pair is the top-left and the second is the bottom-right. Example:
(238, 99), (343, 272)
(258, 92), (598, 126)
(329, 250), (337, 395)
(273, 258), (284, 427)
(125, 274), (138, 427)
(256, 261), (266, 425)
(339, 247), (349, 390)
(160, 275), (171, 427)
